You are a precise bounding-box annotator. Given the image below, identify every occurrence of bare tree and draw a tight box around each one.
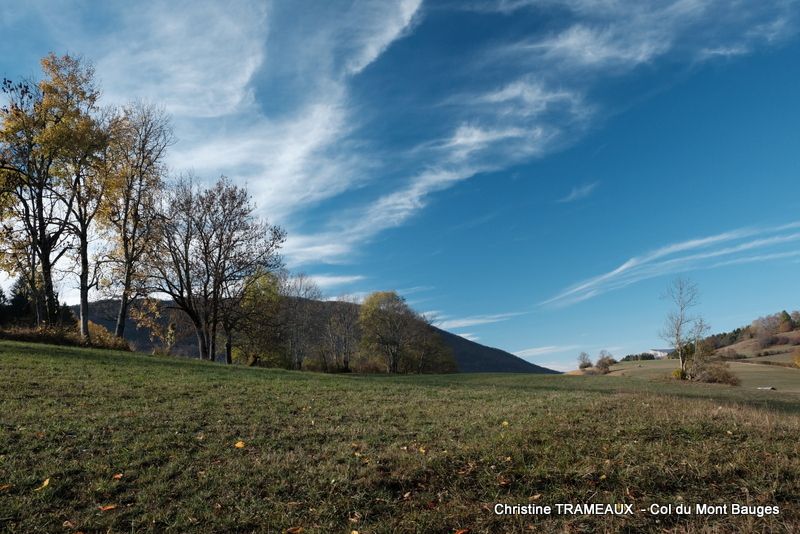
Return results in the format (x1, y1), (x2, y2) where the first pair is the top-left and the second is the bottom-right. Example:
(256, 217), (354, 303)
(280, 273), (322, 370)
(101, 101), (173, 338)
(577, 351), (592, 369)
(147, 176), (284, 361)
(660, 277), (700, 376)
(320, 296), (360, 372)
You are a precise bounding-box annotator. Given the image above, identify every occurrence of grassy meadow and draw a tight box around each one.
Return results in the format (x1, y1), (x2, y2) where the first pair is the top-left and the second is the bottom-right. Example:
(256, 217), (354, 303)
(1, 340), (799, 533)
(609, 358), (800, 393)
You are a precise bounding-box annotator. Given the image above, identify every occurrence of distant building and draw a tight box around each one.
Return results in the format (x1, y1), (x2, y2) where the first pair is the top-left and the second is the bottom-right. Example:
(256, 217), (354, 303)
(648, 348), (674, 359)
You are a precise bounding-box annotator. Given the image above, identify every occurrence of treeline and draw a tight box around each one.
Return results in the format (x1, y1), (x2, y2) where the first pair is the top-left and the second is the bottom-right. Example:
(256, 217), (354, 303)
(702, 310), (800, 351)
(619, 352), (656, 362)
(0, 53), (456, 374)
(138, 290), (455, 373)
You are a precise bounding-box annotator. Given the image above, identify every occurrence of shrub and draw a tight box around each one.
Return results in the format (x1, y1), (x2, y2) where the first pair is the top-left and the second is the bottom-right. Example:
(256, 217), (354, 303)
(719, 348), (745, 360)
(692, 362), (740, 386)
(0, 326), (79, 346)
(671, 368), (687, 380)
(0, 324), (130, 351)
(794, 349), (800, 369)
(86, 321), (130, 351)
(757, 335), (778, 349)
(595, 356), (616, 374)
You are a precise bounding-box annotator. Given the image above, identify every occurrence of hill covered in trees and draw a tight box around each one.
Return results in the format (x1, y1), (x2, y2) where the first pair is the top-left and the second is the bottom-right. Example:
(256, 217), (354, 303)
(74, 298), (556, 374)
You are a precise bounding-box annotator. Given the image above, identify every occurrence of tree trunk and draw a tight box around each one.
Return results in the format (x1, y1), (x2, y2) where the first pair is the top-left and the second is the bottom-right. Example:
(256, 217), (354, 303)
(225, 330), (233, 365)
(39, 258), (59, 325)
(195, 327), (209, 360)
(115, 292), (129, 338)
(79, 239), (90, 341)
(207, 324), (216, 362)
(115, 268), (133, 337)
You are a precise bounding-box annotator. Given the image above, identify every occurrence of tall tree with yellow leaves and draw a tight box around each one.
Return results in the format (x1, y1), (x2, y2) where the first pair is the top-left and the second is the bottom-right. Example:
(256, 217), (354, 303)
(0, 54), (101, 326)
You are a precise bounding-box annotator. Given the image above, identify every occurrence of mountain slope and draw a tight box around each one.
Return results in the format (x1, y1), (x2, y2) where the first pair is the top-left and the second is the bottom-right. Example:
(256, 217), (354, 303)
(434, 327), (558, 373)
(77, 299), (557, 374)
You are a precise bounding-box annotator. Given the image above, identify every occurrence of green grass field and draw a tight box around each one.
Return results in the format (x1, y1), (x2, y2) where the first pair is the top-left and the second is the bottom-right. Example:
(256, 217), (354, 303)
(1, 341), (799, 533)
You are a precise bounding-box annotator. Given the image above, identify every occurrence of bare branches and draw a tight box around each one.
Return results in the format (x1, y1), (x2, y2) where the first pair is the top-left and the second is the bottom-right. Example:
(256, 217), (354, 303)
(146, 176), (285, 361)
(660, 276), (705, 376)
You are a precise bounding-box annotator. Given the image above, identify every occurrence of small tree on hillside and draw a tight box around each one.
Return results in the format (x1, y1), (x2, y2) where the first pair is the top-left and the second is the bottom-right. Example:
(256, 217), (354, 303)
(660, 277), (700, 378)
(577, 351), (592, 369)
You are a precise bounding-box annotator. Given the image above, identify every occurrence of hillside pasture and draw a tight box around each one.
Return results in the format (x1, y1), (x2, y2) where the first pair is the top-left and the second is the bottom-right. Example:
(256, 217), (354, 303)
(608, 358), (800, 394)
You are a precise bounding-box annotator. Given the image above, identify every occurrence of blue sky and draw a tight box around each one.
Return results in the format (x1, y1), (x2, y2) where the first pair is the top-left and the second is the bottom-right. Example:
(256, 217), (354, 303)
(2, 0), (800, 371)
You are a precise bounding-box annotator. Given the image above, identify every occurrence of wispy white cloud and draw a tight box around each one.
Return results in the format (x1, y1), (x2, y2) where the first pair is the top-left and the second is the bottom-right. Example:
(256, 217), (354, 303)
(514, 344), (582, 357)
(398, 285), (435, 296)
(455, 332), (480, 342)
(35, 0), (425, 234)
(343, 0), (423, 75)
(91, 1), (269, 118)
(544, 221), (800, 307)
(287, 82), (587, 264)
(285, 1), (797, 265)
(308, 274), (366, 290)
(558, 181), (598, 203)
(11, 0), (799, 283)
(437, 312), (526, 329)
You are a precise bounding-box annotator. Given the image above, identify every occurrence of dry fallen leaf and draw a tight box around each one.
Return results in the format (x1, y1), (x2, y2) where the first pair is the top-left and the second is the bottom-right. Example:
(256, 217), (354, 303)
(0, 484), (12, 492)
(112, 473), (123, 480)
(501, 421), (509, 427)
(62, 520), (76, 528)
(33, 478), (50, 492)
(528, 494), (542, 501)
(455, 529), (471, 534)
(234, 440), (246, 449)
(286, 527), (304, 534)
(98, 504), (118, 512)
